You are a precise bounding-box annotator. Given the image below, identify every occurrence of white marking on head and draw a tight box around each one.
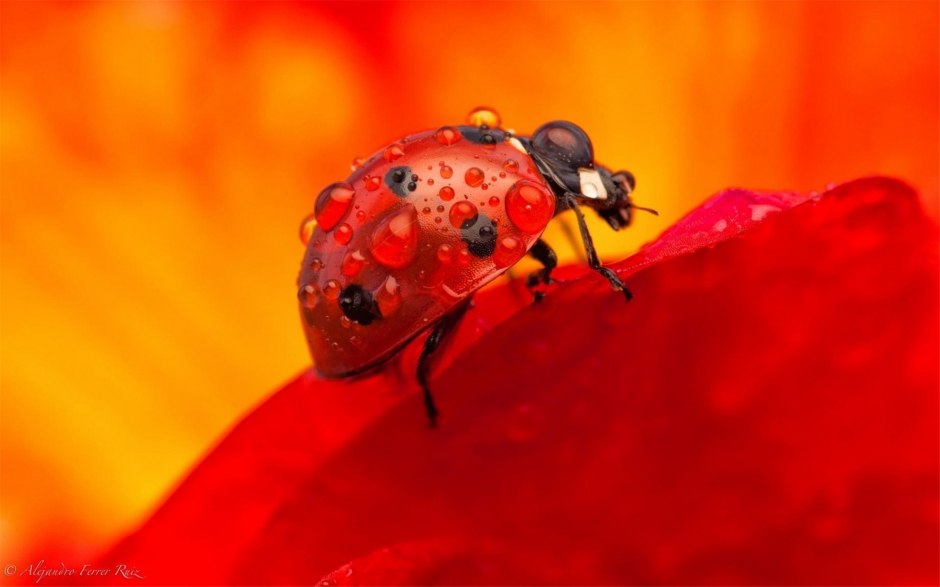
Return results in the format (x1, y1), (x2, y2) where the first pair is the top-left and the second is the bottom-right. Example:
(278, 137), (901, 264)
(507, 137), (528, 154)
(578, 168), (608, 200)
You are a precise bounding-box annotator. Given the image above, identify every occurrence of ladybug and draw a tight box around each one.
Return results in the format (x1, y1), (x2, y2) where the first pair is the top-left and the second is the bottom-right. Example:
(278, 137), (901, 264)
(298, 107), (655, 426)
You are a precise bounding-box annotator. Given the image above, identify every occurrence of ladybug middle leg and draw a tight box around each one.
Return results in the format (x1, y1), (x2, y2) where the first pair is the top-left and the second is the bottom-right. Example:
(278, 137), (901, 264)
(525, 239), (557, 304)
(565, 193), (633, 303)
(416, 299), (473, 428)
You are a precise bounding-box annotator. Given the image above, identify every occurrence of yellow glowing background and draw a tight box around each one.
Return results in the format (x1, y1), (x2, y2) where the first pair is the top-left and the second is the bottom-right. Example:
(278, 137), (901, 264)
(2, 1), (937, 562)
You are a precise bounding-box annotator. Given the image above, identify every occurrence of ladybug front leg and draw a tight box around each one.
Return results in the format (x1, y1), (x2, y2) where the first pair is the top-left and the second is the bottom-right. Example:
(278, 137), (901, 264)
(525, 239), (557, 303)
(416, 299), (473, 428)
(565, 193), (633, 303)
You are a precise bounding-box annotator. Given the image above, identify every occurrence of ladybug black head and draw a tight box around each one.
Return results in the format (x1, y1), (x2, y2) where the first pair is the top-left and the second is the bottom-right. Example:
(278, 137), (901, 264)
(526, 121), (652, 231)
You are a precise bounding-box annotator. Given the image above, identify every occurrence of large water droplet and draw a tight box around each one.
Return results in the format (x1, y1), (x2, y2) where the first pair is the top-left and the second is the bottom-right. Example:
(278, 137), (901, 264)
(383, 143), (405, 162)
(434, 126), (462, 146)
(341, 249), (366, 276)
(465, 167), (485, 188)
(449, 201), (479, 229)
(466, 106), (501, 128)
(298, 283), (318, 308)
(299, 213), (317, 246)
(375, 276), (402, 316)
(334, 223), (353, 245)
(506, 180), (555, 235)
(314, 182), (355, 232)
(370, 205), (419, 268)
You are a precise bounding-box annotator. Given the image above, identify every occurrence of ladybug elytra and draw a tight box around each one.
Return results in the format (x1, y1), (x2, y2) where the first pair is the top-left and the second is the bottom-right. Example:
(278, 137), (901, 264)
(298, 107), (655, 426)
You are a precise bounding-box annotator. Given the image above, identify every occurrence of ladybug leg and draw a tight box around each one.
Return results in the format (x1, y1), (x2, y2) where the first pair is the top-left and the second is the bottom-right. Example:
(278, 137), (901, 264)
(566, 193), (633, 303)
(525, 239), (557, 303)
(416, 299), (472, 428)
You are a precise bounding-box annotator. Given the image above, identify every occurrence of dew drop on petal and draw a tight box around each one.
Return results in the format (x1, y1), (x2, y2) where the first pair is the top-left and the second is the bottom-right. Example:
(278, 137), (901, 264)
(449, 201), (479, 229)
(323, 280), (341, 300)
(434, 126), (462, 146)
(298, 283), (318, 308)
(440, 165), (453, 179)
(314, 182), (355, 232)
(370, 205), (420, 268)
(333, 223), (353, 245)
(341, 249), (366, 276)
(439, 186), (455, 201)
(376, 276), (402, 316)
(383, 143), (405, 162)
(466, 106), (501, 128)
(299, 213), (317, 246)
(506, 180), (555, 234)
(465, 167), (485, 188)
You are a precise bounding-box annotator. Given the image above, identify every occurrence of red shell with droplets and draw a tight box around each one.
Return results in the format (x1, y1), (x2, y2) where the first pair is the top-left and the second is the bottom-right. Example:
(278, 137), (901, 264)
(299, 121), (552, 377)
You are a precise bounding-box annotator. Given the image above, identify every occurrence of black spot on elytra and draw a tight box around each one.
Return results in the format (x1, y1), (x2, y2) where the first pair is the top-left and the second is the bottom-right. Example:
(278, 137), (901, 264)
(458, 125), (507, 146)
(385, 166), (412, 198)
(461, 214), (497, 257)
(339, 284), (382, 325)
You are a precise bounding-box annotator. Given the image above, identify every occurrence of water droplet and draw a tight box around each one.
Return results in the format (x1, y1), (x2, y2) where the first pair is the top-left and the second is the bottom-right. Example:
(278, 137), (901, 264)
(503, 159), (519, 174)
(427, 178), (434, 186)
(298, 284), (318, 308)
(334, 223), (353, 245)
(370, 205), (419, 268)
(314, 182), (355, 232)
(376, 276), (402, 316)
(340, 315), (352, 328)
(349, 335), (364, 349)
(351, 157), (364, 171)
(439, 186), (455, 201)
(364, 176), (381, 192)
(437, 244), (453, 262)
(488, 196), (500, 207)
(309, 258), (323, 272)
(457, 249), (471, 266)
(422, 207), (432, 215)
(494, 235), (525, 268)
(499, 171), (506, 178)
(440, 165), (453, 179)
(436, 204), (445, 213)
(330, 342), (339, 350)
(466, 106), (501, 128)
(481, 183), (489, 191)
(491, 176), (497, 182)
(506, 180), (555, 234)
(299, 213), (317, 246)
(383, 143), (405, 162)
(323, 280), (341, 299)
(341, 249), (366, 276)
(465, 167), (485, 188)
(434, 126), (462, 146)
(434, 217), (442, 224)
(356, 210), (366, 222)
(449, 201), (478, 229)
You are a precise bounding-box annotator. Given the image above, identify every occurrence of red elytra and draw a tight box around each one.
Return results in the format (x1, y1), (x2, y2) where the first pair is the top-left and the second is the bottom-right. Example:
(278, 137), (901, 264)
(297, 109), (645, 415)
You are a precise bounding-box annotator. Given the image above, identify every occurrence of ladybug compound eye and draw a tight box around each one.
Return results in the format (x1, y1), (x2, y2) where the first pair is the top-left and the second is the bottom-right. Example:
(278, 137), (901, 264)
(531, 121), (594, 170)
(578, 168), (608, 200)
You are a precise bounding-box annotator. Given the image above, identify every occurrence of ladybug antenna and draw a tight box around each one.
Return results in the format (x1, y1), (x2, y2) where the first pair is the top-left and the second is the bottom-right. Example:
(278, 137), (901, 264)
(630, 203), (659, 216)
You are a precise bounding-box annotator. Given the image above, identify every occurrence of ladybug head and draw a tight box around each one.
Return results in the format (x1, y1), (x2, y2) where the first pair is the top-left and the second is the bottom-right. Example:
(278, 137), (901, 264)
(527, 121), (654, 231)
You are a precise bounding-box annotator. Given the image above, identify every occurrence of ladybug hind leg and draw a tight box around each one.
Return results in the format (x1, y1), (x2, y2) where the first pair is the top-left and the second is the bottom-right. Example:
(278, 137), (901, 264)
(416, 299), (473, 428)
(525, 239), (557, 304)
(565, 193), (633, 303)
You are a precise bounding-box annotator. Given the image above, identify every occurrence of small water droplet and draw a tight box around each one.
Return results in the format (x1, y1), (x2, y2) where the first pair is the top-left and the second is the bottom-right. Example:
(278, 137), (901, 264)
(436, 204), (445, 213)
(457, 249), (471, 266)
(299, 213), (317, 246)
(349, 335), (364, 349)
(376, 276), (402, 316)
(309, 258), (323, 272)
(437, 244), (453, 262)
(334, 223), (353, 245)
(434, 126), (462, 146)
(370, 205), (419, 268)
(365, 176), (381, 191)
(449, 201), (479, 229)
(503, 159), (519, 174)
(427, 178), (434, 186)
(465, 167), (485, 188)
(494, 235), (525, 268)
(488, 196), (500, 207)
(323, 280), (341, 299)
(314, 182), (355, 231)
(356, 210), (366, 222)
(499, 171), (506, 178)
(340, 315), (352, 328)
(466, 106), (501, 128)
(383, 143), (405, 162)
(481, 183), (489, 190)
(434, 217), (442, 224)
(350, 156), (364, 171)
(440, 165), (453, 179)
(341, 249), (366, 276)
(330, 342), (339, 350)
(506, 180), (555, 234)
(439, 186), (455, 201)
(298, 284), (317, 308)
(421, 206), (431, 215)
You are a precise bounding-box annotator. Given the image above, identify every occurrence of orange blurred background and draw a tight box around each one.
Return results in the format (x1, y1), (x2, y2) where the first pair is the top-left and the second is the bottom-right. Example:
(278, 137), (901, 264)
(1, 0), (937, 566)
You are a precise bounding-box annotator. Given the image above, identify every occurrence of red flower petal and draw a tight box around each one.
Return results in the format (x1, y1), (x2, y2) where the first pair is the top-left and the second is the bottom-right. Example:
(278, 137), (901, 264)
(98, 177), (938, 585)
